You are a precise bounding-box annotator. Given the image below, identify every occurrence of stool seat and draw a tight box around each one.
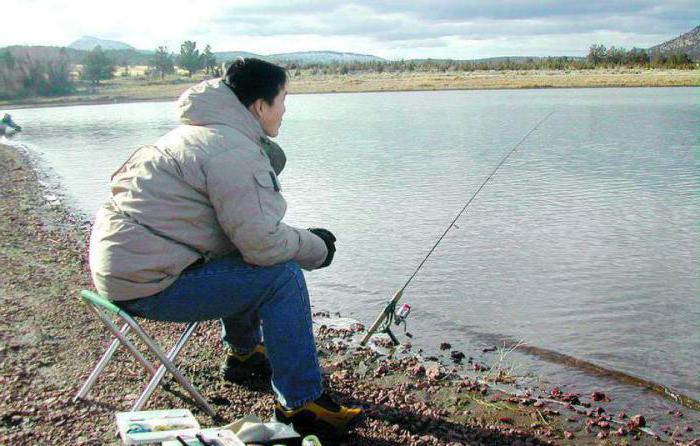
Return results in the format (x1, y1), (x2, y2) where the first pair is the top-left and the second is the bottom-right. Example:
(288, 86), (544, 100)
(73, 290), (216, 417)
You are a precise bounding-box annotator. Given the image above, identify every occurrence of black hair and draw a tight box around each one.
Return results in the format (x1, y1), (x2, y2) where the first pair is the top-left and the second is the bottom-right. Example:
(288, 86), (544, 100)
(223, 58), (287, 108)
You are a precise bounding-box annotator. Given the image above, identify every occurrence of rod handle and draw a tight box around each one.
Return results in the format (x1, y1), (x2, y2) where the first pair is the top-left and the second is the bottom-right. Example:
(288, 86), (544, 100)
(359, 289), (403, 345)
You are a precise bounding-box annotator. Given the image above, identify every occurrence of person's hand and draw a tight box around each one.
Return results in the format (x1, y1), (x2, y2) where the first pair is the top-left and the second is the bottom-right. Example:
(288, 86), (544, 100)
(308, 228), (336, 268)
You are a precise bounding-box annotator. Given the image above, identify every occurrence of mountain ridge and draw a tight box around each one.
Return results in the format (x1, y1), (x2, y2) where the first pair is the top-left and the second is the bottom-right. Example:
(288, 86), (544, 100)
(211, 50), (384, 64)
(648, 25), (700, 60)
(6, 28), (700, 65)
(65, 36), (384, 64)
(68, 36), (135, 51)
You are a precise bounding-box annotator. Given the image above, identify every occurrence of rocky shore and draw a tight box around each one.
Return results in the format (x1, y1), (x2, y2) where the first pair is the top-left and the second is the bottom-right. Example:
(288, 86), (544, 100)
(0, 142), (697, 445)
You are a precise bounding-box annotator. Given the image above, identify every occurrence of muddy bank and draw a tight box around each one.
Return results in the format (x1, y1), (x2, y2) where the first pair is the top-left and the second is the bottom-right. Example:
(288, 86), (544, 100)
(0, 142), (697, 445)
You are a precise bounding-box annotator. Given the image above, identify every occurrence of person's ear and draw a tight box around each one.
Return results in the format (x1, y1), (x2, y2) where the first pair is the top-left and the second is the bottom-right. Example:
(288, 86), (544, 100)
(248, 98), (264, 119)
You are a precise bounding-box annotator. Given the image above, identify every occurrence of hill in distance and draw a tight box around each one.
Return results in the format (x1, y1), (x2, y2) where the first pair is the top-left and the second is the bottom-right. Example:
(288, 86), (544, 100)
(211, 51), (262, 62)
(267, 51), (385, 64)
(191, 50), (384, 65)
(648, 25), (700, 60)
(6, 28), (699, 67)
(64, 36), (385, 65)
(68, 36), (135, 51)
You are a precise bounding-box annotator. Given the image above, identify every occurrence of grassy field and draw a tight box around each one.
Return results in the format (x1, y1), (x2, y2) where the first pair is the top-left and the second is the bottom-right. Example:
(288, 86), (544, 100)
(290, 68), (700, 93)
(1, 68), (698, 110)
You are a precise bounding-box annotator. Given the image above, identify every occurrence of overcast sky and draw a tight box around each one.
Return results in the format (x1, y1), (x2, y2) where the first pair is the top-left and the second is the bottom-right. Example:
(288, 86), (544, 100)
(5, 0), (698, 59)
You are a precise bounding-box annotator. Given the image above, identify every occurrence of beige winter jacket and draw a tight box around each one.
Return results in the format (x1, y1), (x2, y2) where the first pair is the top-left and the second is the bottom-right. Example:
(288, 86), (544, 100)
(89, 79), (328, 300)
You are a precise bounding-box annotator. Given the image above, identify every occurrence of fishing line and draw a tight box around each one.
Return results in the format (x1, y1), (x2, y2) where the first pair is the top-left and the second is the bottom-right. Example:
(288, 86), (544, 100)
(360, 110), (556, 345)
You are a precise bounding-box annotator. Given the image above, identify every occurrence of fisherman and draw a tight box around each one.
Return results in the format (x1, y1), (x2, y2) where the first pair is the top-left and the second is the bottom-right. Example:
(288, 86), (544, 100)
(88, 58), (365, 434)
(0, 113), (22, 137)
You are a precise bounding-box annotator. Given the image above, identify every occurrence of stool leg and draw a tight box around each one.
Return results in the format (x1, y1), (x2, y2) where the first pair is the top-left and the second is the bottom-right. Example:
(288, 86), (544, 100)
(124, 315), (217, 417)
(131, 322), (198, 412)
(90, 306), (157, 375)
(74, 322), (131, 402)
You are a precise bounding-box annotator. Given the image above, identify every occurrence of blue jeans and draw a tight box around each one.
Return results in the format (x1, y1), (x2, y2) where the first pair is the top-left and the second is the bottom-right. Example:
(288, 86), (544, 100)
(117, 255), (323, 408)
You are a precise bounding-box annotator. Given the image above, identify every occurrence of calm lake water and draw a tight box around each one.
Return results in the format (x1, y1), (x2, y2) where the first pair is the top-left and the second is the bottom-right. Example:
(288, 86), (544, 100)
(8, 87), (700, 422)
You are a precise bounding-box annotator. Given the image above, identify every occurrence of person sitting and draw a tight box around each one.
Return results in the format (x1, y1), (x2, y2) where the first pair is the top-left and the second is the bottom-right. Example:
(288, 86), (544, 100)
(0, 113), (22, 137)
(88, 58), (364, 434)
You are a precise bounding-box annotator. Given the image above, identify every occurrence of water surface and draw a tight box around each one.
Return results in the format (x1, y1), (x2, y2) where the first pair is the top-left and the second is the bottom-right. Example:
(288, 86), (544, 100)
(10, 87), (700, 421)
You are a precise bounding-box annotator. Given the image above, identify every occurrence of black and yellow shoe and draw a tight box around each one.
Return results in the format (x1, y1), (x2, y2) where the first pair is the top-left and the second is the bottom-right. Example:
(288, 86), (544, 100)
(220, 344), (271, 382)
(274, 392), (365, 435)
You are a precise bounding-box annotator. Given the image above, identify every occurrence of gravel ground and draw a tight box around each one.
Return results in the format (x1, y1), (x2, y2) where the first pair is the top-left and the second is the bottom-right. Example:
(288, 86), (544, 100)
(0, 143), (696, 446)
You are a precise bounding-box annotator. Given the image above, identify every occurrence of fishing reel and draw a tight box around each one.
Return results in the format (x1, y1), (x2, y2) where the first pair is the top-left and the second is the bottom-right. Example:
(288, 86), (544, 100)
(394, 303), (411, 325)
(382, 303), (411, 345)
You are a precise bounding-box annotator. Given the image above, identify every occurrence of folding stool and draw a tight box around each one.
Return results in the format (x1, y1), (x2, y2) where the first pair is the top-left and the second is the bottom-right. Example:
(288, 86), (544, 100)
(73, 290), (216, 417)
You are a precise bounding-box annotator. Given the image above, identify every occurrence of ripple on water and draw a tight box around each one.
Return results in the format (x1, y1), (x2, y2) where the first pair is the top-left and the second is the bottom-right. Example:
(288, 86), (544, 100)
(10, 87), (700, 408)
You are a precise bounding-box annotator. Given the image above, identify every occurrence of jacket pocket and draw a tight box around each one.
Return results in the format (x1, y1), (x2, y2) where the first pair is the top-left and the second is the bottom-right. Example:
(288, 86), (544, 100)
(252, 170), (286, 218)
(254, 170), (282, 192)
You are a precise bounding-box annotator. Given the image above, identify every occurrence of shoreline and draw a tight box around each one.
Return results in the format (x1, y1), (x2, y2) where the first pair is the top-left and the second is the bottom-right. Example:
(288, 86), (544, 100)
(1, 84), (697, 112)
(2, 68), (698, 111)
(0, 142), (697, 445)
(0, 96), (174, 111)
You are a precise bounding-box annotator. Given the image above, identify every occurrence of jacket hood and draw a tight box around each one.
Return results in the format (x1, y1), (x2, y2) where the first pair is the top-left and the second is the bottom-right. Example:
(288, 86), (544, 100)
(177, 79), (264, 145)
(176, 79), (286, 174)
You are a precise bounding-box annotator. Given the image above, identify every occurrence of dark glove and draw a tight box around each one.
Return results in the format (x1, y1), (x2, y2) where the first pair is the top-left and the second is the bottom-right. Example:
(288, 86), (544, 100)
(308, 228), (336, 268)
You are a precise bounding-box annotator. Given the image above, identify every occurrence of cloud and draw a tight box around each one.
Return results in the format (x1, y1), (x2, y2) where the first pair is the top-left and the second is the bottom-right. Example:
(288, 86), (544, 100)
(391, 38), (452, 49)
(368, 0), (661, 20)
(1, 0), (697, 59)
(212, 1), (697, 42)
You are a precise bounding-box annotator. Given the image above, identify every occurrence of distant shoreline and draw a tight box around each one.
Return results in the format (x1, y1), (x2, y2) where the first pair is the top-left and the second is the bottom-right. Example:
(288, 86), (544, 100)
(2, 68), (698, 110)
(1, 96), (173, 111)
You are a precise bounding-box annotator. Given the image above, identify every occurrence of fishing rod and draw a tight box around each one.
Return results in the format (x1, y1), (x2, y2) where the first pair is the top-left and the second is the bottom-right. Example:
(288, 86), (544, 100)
(360, 111), (556, 346)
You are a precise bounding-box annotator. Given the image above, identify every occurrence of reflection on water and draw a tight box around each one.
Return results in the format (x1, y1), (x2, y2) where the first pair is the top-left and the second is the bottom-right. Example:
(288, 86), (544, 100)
(10, 88), (700, 415)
